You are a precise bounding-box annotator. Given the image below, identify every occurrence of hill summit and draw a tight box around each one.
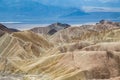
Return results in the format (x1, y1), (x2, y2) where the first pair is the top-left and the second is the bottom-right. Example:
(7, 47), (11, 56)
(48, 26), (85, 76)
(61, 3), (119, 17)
(31, 22), (70, 35)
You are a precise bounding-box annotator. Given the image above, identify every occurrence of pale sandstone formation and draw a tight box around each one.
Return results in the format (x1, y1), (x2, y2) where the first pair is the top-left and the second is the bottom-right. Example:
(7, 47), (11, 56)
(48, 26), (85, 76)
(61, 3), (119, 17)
(0, 21), (120, 80)
(82, 42), (120, 51)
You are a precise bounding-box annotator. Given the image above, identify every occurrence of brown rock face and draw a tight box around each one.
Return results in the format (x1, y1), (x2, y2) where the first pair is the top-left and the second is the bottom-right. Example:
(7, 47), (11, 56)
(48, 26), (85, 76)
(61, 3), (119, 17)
(78, 20), (120, 32)
(30, 22), (70, 35)
(0, 23), (19, 36)
(0, 29), (4, 37)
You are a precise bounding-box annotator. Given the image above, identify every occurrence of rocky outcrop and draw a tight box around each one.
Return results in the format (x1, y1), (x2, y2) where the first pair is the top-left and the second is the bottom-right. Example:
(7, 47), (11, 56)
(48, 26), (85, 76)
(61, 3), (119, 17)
(0, 23), (19, 36)
(50, 20), (120, 44)
(0, 29), (4, 37)
(31, 20), (119, 36)
(82, 20), (120, 31)
(30, 22), (70, 35)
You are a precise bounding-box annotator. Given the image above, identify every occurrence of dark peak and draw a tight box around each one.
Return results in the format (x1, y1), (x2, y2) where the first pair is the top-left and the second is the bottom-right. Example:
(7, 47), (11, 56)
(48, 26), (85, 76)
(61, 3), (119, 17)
(99, 20), (120, 27)
(0, 23), (11, 33)
(30, 22), (71, 35)
(9, 28), (19, 32)
(0, 23), (19, 34)
(48, 29), (57, 35)
(47, 22), (71, 34)
(99, 20), (113, 24)
(48, 22), (71, 28)
(0, 23), (8, 30)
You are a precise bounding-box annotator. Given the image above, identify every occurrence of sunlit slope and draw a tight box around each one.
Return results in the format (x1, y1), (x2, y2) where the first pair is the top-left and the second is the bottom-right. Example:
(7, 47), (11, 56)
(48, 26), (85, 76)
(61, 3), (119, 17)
(3, 51), (120, 80)
(0, 31), (53, 58)
(50, 27), (120, 44)
(0, 31), (54, 76)
(12, 31), (52, 49)
(1, 27), (120, 80)
(50, 20), (120, 44)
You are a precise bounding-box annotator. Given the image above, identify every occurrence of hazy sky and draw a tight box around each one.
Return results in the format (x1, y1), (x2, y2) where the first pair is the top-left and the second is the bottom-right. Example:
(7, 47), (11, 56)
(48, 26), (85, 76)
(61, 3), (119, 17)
(37, 0), (120, 7)
(37, 0), (120, 12)
(0, 0), (120, 26)
(0, 0), (120, 12)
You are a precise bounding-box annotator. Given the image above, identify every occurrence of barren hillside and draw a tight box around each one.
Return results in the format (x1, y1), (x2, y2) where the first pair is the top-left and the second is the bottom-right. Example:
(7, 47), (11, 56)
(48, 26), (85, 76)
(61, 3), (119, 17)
(0, 23), (19, 36)
(0, 21), (120, 80)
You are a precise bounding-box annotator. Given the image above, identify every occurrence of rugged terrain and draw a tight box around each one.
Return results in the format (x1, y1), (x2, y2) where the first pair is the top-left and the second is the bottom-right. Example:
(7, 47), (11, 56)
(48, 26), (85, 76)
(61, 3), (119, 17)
(0, 24), (19, 36)
(0, 20), (120, 80)
(30, 22), (70, 35)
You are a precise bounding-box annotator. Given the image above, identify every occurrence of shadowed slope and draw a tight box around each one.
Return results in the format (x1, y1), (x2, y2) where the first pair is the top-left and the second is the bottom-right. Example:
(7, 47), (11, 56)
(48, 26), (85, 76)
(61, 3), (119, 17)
(0, 23), (19, 37)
